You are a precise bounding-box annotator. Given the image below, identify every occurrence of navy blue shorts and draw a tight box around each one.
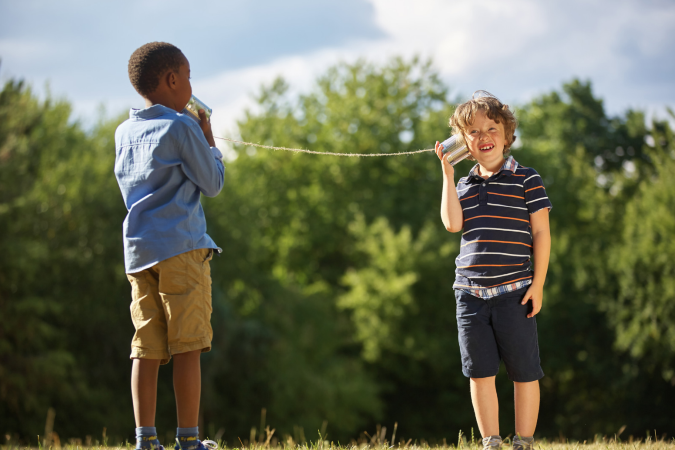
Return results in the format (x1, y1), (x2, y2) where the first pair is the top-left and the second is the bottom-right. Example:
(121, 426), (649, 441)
(455, 287), (544, 382)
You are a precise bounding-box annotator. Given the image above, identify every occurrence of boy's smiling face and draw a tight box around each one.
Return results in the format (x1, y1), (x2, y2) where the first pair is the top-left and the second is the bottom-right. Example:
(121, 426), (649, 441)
(464, 109), (507, 172)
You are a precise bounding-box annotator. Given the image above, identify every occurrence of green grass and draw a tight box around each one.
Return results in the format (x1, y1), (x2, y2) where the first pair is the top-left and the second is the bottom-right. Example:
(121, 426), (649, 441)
(3, 437), (675, 450)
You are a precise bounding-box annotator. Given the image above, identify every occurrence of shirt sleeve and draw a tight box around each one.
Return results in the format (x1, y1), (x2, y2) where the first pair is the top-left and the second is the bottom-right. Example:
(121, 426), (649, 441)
(178, 120), (225, 198)
(523, 169), (552, 214)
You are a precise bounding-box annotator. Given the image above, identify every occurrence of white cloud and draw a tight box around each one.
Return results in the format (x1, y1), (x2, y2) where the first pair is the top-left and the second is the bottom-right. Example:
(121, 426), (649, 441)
(194, 49), (348, 144)
(6, 0), (672, 134)
(196, 0), (675, 143)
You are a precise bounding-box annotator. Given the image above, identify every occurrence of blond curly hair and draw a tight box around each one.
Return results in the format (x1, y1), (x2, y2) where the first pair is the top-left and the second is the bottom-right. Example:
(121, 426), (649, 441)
(449, 91), (518, 157)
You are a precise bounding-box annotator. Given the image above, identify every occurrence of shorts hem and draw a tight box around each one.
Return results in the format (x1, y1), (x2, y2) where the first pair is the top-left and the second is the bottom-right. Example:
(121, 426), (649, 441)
(462, 367), (499, 379)
(170, 338), (212, 355)
(130, 348), (171, 365)
(507, 369), (545, 382)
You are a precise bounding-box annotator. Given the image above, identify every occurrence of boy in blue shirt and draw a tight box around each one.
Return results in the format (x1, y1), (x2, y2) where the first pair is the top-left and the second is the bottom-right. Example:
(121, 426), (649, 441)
(114, 42), (224, 450)
(435, 92), (552, 450)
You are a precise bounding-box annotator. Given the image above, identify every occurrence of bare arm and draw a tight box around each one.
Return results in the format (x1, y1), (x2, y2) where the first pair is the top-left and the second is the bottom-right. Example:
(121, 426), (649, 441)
(435, 141), (464, 232)
(521, 208), (551, 317)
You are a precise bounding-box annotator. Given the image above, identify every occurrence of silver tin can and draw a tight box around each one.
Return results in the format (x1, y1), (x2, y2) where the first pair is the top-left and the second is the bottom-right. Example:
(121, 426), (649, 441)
(184, 95), (212, 122)
(439, 135), (470, 166)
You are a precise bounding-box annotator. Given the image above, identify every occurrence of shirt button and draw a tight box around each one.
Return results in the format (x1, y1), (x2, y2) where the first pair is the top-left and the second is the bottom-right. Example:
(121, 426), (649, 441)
(482, 183), (486, 187)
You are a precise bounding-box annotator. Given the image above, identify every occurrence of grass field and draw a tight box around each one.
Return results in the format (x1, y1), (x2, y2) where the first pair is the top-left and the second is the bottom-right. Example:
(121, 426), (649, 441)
(3, 438), (675, 450)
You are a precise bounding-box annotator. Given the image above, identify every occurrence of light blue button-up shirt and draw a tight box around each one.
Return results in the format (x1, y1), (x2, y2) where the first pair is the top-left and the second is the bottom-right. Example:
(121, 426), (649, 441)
(114, 104), (225, 273)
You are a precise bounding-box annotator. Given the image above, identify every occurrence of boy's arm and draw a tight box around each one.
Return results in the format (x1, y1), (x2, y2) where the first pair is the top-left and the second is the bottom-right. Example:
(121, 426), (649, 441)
(179, 112), (225, 198)
(522, 208), (551, 318)
(436, 142), (464, 232)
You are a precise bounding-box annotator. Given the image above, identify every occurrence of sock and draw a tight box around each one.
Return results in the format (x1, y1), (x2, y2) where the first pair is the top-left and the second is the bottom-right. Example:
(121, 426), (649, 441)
(136, 427), (160, 450)
(176, 427), (199, 450)
(177, 427), (199, 437)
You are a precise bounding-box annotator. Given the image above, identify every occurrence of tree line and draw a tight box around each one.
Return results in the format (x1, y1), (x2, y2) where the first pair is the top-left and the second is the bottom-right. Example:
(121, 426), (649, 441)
(1, 57), (674, 444)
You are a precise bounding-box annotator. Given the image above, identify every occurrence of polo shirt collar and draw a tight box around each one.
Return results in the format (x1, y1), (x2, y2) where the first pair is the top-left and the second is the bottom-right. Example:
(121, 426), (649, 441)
(468, 156), (519, 180)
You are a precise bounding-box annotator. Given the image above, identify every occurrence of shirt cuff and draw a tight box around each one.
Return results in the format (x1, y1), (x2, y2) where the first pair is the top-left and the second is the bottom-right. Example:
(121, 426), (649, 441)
(210, 146), (223, 161)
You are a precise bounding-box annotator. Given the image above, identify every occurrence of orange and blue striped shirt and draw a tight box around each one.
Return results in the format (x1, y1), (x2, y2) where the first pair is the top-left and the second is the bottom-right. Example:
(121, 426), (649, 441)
(454, 156), (552, 299)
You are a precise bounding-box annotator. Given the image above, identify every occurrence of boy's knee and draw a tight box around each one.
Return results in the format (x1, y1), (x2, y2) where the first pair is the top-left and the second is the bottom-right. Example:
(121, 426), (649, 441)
(173, 348), (203, 359)
(470, 375), (496, 384)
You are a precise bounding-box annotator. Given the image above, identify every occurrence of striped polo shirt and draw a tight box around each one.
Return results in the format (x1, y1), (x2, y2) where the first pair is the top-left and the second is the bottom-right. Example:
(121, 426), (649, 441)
(454, 156), (552, 299)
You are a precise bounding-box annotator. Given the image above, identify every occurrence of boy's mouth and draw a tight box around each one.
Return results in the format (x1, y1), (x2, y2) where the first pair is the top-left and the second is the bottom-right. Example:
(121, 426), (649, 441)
(479, 143), (495, 152)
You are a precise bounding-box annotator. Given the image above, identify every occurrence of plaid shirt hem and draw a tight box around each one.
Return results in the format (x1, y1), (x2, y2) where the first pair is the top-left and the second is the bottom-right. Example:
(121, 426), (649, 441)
(458, 278), (532, 299)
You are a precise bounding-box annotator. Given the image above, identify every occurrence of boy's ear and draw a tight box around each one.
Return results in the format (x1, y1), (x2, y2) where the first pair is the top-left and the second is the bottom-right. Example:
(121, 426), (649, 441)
(156, 70), (177, 92)
(166, 70), (177, 90)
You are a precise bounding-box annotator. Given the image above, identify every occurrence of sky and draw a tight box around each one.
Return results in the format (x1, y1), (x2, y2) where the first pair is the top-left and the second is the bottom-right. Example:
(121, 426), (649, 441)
(1, 0), (674, 144)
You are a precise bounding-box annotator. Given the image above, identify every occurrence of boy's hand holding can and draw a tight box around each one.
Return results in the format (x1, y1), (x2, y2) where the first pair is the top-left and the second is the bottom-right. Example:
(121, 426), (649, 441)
(198, 108), (216, 147)
(435, 141), (454, 177)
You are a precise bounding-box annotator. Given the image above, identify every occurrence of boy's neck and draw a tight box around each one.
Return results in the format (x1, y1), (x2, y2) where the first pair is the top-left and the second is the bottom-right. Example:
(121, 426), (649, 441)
(477, 160), (503, 178)
(144, 96), (184, 113)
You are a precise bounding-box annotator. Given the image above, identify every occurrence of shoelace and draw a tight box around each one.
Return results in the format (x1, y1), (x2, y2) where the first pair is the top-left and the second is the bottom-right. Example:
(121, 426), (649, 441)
(513, 437), (533, 450)
(201, 441), (218, 450)
(482, 436), (503, 449)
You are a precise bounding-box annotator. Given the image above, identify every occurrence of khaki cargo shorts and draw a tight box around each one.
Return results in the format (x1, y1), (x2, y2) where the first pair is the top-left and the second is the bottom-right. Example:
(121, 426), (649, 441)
(127, 248), (214, 364)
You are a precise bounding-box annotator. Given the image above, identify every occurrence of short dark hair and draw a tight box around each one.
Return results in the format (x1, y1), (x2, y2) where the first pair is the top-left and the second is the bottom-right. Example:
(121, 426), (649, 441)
(128, 42), (185, 97)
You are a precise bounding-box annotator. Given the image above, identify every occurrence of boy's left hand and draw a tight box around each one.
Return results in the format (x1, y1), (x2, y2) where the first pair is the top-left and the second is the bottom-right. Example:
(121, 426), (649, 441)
(522, 283), (543, 318)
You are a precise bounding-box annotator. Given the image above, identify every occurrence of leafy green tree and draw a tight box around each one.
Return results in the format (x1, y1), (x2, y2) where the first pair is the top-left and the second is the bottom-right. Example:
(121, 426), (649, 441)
(201, 58), (460, 441)
(0, 79), (132, 439)
(517, 82), (675, 437)
(0, 77), (385, 444)
(606, 116), (675, 378)
(3, 61), (675, 444)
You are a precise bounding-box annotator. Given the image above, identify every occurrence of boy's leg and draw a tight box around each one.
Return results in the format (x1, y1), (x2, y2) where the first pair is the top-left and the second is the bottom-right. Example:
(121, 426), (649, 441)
(131, 358), (162, 449)
(128, 268), (172, 448)
(132, 358), (162, 426)
(156, 248), (214, 447)
(470, 376), (500, 437)
(455, 290), (502, 439)
(173, 349), (202, 427)
(489, 287), (543, 445)
(514, 380), (539, 437)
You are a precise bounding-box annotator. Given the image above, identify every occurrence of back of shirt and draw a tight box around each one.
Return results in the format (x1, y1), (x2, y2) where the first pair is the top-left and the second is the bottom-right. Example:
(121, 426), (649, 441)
(114, 104), (225, 273)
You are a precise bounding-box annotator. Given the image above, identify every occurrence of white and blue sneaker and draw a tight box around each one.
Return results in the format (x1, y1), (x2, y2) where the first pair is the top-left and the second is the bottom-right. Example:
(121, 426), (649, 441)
(175, 437), (218, 450)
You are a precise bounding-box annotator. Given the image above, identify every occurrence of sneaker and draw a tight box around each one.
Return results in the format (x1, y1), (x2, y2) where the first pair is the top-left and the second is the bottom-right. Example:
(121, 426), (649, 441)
(136, 439), (164, 450)
(138, 445), (164, 450)
(513, 436), (534, 450)
(483, 436), (503, 450)
(175, 437), (218, 450)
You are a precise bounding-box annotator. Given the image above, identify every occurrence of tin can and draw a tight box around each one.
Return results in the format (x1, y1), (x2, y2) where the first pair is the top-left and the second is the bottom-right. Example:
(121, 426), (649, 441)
(184, 95), (212, 122)
(439, 135), (470, 166)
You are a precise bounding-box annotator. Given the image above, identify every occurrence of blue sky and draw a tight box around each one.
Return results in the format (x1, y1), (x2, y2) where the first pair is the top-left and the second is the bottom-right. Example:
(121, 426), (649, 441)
(1, 0), (674, 140)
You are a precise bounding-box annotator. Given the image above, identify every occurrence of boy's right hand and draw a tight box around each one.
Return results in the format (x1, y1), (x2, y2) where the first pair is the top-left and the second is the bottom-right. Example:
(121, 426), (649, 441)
(435, 141), (454, 177)
(198, 109), (216, 147)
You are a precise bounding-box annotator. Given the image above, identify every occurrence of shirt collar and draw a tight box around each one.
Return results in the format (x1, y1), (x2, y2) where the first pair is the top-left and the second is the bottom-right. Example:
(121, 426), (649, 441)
(129, 104), (176, 120)
(468, 156), (519, 180)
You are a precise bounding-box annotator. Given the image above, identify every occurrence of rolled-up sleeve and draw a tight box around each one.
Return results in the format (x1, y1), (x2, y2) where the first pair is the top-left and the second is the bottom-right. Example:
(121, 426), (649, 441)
(179, 121), (225, 197)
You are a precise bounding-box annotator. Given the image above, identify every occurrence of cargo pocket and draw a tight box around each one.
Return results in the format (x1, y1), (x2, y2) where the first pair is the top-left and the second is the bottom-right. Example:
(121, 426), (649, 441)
(202, 248), (214, 264)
